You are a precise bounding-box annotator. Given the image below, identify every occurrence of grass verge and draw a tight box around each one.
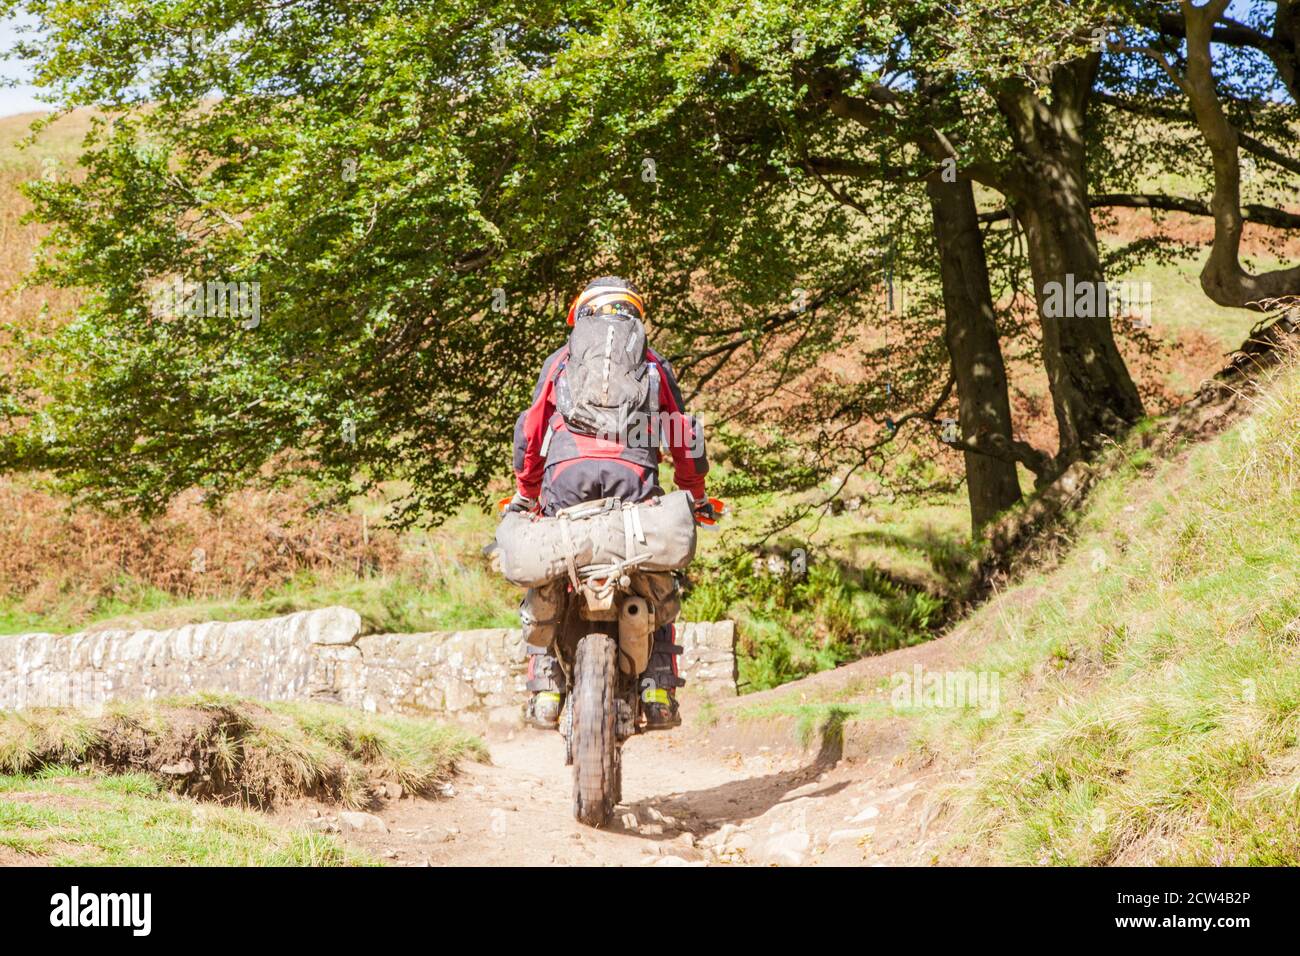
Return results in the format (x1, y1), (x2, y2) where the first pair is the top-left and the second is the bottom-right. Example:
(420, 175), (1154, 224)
(706, 358), (1300, 864)
(0, 694), (487, 810)
(934, 365), (1300, 865)
(0, 767), (374, 866)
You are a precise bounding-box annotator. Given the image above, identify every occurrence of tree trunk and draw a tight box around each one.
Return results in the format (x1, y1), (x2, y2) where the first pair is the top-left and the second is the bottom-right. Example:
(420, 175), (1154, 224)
(927, 174), (1022, 533)
(997, 61), (1145, 462)
(1180, 0), (1300, 307)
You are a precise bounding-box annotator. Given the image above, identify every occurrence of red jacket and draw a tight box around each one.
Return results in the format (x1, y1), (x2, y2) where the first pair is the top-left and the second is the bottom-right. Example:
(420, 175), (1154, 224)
(514, 346), (708, 501)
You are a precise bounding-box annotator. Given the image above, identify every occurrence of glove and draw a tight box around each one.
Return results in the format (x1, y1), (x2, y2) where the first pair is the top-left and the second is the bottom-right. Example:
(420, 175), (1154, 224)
(692, 496), (717, 523)
(505, 492), (537, 514)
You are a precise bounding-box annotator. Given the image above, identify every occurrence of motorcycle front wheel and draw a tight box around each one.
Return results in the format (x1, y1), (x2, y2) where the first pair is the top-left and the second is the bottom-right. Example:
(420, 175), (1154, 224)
(571, 631), (620, 827)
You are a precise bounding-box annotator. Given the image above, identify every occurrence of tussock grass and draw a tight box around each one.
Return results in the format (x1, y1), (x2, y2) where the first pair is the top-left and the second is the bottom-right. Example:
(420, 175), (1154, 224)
(0, 694), (486, 810)
(925, 358), (1300, 865)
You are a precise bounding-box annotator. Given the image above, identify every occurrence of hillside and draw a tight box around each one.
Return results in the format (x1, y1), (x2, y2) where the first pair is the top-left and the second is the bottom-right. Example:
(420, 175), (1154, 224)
(691, 347), (1300, 865)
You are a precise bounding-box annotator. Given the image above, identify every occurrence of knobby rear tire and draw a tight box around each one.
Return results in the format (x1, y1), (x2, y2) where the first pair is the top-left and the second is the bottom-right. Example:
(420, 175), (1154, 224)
(571, 632), (620, 827)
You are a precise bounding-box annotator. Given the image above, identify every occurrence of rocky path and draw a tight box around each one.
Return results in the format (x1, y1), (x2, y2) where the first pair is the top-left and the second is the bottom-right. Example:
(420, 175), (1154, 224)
(282, 705), (953, 867)
(280, 616), (997, 866)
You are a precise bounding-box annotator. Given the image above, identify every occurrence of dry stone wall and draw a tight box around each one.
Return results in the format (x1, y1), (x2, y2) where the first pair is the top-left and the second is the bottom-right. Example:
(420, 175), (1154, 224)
(0, 608), (738, 725)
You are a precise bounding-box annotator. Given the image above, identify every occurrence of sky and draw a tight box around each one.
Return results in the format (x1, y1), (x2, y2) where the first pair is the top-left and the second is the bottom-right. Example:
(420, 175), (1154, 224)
(0, 12), (47, 117)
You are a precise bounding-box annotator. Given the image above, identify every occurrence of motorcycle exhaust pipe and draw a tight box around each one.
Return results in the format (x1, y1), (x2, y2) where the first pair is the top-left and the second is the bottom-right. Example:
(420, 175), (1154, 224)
(618, 596), (654, 676)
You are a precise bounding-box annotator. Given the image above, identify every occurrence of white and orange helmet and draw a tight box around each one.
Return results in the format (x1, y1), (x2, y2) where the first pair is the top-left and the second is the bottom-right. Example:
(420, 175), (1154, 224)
(566, 276), (645, 326)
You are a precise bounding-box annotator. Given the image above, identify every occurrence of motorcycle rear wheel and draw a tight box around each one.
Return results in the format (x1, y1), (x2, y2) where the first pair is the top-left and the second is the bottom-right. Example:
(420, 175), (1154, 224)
(571, 632), (620, 827)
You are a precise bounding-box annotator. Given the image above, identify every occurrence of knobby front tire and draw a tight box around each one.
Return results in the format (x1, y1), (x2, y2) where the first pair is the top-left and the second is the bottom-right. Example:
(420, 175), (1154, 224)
(571, 632), (620, 827)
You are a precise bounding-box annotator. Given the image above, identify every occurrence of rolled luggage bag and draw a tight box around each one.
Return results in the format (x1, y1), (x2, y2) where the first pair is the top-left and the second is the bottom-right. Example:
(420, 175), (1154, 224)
(494, 490), (697, 588)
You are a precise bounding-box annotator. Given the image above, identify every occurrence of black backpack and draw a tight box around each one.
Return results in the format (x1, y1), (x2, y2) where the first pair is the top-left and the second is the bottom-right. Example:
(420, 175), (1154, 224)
(555, 312), (659, 442)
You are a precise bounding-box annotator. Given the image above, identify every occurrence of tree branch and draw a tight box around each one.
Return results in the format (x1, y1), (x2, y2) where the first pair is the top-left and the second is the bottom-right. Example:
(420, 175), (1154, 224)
(945, 431), (1055, 482)
(803, 66), (1008, 191)
(1095, 91), (1300, 176)
(1156, 8), (1299, 101)
(976, 191), (1300, 230)
(1179, 0), (1300, 306)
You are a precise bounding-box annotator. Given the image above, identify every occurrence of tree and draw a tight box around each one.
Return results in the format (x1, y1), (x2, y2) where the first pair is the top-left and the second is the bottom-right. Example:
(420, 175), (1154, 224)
(992, 55), (1147, 460)
(3, 0), (1021, 532)
(928, 173), (1028, 527)
(6, 0), (1270, 534)
(1, 1), (630, 522)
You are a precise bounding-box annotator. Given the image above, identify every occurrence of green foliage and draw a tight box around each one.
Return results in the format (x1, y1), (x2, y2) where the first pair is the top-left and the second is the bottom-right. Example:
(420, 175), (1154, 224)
(684, 546), (946, 692)
(706, 426), (820, 498)
(0, 1), (669, 522)
(0, 0), (1290, 542)
(0, 0), (1081, 525)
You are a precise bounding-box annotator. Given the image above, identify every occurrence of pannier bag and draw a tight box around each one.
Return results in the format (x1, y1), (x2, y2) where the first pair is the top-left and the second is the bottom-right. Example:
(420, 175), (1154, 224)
(519, 579), (565, 648)
(519, 570), (680, 650)
(494, 490), (697, 588)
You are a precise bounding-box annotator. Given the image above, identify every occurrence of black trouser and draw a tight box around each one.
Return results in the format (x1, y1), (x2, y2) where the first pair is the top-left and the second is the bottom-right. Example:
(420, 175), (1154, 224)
(539, 457), (661, 516)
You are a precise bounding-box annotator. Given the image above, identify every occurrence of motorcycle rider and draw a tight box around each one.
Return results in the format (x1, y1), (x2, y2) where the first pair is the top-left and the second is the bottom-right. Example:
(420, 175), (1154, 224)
(508, 276), (711, 730)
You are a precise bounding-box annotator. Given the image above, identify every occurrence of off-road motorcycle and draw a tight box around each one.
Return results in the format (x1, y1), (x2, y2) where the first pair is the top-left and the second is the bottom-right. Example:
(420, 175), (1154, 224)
(496, 492), (723, 827)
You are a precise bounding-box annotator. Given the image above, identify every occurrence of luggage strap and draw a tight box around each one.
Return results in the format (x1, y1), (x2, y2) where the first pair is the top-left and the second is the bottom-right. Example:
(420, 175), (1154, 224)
(557, 511), (582, 591)
(554, 497), (657, 599)
(647, 364), (661, 449)
(621, 498), (647, 567)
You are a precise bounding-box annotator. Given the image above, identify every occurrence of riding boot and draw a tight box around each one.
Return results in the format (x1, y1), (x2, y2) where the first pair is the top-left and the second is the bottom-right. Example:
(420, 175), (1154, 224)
(640, 623), (685, 729)
(525, 644), (567, 729)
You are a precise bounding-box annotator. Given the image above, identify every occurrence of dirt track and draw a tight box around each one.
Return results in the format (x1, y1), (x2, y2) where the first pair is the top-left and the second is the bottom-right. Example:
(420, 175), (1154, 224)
(282, 625), (985, 867)
(283, 728), (932, 866)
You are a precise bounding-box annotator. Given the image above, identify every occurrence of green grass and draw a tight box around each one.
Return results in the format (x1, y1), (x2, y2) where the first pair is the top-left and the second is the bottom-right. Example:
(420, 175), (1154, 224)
(914, 361), (1300, 864)
(0, 767), (374, 866)
(0, 479), (522, 637)
(0, 109), (97, 173)
(0, 564), (522, 637)
(0, 694), (487, 809)
(1114, 256), (1260, 349)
